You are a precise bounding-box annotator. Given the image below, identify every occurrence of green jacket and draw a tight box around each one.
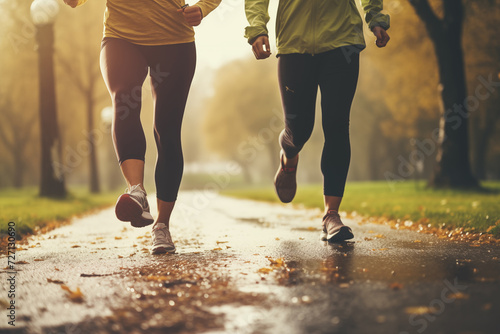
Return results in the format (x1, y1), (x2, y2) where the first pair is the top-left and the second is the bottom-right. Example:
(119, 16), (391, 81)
(245, 0), (390, 55)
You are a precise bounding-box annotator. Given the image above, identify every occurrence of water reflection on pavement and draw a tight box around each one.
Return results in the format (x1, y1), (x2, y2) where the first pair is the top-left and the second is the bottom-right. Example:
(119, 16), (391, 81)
(1, 192), (499, 334)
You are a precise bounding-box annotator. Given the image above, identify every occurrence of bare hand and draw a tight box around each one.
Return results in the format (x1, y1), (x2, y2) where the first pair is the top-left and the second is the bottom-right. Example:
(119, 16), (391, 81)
(63, 0), (79, 8)
(252, 35), (271, 60)
(178, 6), (203, 27)
(372, 26), (390, 48)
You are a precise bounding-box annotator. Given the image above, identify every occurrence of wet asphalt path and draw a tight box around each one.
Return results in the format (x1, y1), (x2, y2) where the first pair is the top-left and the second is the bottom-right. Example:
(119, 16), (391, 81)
(1, 192), (499, 334)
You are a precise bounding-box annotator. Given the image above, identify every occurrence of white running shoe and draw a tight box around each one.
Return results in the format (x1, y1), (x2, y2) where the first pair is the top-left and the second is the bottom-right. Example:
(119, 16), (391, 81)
(115, 184), (154, 228)
(151, 223), (176, 255)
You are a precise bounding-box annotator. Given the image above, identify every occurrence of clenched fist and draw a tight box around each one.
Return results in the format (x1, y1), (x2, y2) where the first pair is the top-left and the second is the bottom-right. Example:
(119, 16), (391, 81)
(178, 5), (203, 27)
(63, 0), (81, 8)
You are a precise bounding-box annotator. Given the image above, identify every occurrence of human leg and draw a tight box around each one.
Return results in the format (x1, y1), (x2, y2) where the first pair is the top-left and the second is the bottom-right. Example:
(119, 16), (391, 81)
(146, 42), (196, 223)
(100, 38), (153, 227)
(142, 42), (195, 253)
(317, 46), (359, 242)
(274, 54), (318, 202)
(318, 47), (359, 200)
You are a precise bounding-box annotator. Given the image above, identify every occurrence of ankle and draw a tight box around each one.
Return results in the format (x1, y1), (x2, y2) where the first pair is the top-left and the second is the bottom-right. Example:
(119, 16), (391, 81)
(283, 154), (298, 167)
(153, 221), (169, 229)
(129, 183), (146, 193)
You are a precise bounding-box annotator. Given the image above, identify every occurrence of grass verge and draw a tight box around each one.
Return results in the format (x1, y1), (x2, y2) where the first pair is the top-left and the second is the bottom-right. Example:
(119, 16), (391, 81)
(0, 187), (121, 240)
(222, 181), (500, 237)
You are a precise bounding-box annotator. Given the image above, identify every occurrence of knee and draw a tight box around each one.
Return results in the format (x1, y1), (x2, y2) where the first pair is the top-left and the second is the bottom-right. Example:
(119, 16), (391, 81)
(111, 87), (142, 121)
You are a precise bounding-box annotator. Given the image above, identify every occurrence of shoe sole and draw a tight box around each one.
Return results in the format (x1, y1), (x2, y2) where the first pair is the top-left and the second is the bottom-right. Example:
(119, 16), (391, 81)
(274, 170), (296, 203)
(115, 194), (154, 228)
(151, 246), (176, 255)
(324, 226), (354, 243)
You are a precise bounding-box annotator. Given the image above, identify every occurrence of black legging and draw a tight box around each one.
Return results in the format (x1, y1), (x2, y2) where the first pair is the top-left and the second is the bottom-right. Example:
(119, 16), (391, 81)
(100, 37), (196, 202)
(278, 46), (359, 197)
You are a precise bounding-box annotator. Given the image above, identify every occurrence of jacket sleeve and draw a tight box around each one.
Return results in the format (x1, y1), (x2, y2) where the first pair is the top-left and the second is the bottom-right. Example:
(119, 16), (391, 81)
(244, 0), (270, 45)
(195, 0), (222, 17)
(360, 0), (390, 30)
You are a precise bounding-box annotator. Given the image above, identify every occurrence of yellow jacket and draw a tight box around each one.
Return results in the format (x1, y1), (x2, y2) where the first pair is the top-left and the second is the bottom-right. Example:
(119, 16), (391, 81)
(74, 0), (221, 45)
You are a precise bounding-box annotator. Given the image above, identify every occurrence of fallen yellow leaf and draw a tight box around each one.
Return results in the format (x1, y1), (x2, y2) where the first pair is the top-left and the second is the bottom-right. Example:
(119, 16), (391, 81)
(61, 285), (84, 303)
(447, 292), (469, 300)
(404, 306), (437, 315)
(47, 278), (64, 284)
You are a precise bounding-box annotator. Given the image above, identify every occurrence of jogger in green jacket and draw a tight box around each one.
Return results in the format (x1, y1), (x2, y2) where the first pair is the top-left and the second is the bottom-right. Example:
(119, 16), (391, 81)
(245, 0), (390, 242)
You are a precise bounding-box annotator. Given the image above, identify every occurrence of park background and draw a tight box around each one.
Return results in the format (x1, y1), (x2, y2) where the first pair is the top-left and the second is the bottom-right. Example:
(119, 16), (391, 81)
(0, 0), (499, 239)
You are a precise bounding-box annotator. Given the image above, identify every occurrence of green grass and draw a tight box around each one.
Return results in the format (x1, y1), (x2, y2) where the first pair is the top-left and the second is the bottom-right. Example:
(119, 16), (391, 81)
(0, 187), (121, 239)
(222, 181), (500, 236)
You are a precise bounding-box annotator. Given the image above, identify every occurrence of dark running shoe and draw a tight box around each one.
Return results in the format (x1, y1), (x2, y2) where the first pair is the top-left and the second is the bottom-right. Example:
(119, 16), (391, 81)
(115, 184), (154, 228)
(320, 210), (354, 242)
(274, 151), (298, 203)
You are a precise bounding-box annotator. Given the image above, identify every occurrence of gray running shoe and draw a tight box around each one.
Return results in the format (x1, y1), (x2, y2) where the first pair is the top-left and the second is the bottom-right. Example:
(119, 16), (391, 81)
(115, 184), (154, 228)
(320, 210), (354, 242)
(274, 151), (298, 203)
(151, 223), (176, 255)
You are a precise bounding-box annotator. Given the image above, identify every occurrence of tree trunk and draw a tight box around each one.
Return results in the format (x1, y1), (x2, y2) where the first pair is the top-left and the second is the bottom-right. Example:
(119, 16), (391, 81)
(87, 90), (100, 193)
(472, 113), (497, 180)
(37, 24), (67, 198)
(409, 0), (478, 188)
(13, 152), (24, 189)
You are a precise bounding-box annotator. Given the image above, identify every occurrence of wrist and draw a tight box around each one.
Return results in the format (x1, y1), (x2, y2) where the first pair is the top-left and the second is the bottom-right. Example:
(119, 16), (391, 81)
(249, 34), (269, 45)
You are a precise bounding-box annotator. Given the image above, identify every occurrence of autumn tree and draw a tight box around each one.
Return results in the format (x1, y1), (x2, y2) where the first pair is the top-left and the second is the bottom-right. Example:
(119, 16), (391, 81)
(463, 1), (500, 180)
(202, 57), (282, 183)
(408, 0), (478, 188)
(0, 0), (40, 188)
(56, 1), (108, 193)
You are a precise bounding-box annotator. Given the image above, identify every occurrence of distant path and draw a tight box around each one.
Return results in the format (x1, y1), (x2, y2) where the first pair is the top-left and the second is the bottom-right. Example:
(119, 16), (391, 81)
(1, 192), (499, 333)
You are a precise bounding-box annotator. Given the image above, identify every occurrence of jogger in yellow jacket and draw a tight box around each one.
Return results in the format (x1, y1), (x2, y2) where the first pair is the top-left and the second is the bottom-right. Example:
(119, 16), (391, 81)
(65, 0), (221, 254)
(245, 0), (390, 243)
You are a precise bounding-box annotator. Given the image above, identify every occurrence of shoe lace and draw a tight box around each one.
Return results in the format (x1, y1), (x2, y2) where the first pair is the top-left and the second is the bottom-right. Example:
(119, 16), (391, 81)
(127, 184), (147, 208)
(153, 224), (169, 242)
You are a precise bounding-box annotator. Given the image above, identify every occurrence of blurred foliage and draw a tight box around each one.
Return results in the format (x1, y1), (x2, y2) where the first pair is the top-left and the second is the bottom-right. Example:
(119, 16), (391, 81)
(222, 180), (500, 236)
(0, 187), (121, 239)
(202, 57), (282, 183)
